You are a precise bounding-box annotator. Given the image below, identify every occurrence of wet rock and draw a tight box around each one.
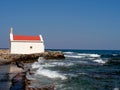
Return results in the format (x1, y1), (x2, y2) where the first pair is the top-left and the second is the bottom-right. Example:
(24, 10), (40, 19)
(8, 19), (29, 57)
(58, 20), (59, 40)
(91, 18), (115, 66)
(0, 73), (9, 82)
(10, 72), (26, 90)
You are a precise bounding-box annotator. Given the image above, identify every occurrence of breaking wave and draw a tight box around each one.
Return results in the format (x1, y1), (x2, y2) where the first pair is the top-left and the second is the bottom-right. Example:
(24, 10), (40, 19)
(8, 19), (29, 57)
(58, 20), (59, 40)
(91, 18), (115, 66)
(77, 53), (100, 58)
(32, 62), (41, 69)
(32, 58), (67, 80)
(64, 52), (74, 54)
(64, 55), (84, 58)
(36, 68), (67, 80)
(48, 62), (74, 67)
(64, 52), (106, 64)
(93, 59), (106, 64)
(30, 50), (120, 90)
(64, 53), (100, 59)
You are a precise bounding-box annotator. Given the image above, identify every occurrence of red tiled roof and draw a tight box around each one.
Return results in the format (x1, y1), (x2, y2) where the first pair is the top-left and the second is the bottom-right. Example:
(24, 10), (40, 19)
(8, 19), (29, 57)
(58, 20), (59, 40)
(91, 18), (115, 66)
(13, 35), (41, 41)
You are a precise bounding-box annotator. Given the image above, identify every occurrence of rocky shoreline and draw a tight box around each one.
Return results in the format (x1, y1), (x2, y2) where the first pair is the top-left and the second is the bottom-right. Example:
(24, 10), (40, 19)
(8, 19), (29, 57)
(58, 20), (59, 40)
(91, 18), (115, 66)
(0, 49), (65, 90)
(0, 49), (65, 64)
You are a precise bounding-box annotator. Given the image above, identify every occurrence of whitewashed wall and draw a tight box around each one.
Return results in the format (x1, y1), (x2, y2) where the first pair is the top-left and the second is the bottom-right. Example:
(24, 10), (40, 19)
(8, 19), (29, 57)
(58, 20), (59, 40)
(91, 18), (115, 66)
(10, 41), (44, 54)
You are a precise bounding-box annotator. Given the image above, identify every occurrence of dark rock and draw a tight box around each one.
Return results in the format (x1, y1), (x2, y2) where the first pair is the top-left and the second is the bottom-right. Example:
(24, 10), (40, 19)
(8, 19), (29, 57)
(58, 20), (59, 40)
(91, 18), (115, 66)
(106, 58), (120, 65)
(10, 73), (26, 90)
(43, 51), (65, 59)
(0, 73), (9, 82)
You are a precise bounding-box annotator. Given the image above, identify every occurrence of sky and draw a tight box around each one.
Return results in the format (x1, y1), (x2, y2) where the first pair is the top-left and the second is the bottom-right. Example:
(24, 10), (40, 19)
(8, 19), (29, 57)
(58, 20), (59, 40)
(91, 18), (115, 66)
(0, 0), (120, 50)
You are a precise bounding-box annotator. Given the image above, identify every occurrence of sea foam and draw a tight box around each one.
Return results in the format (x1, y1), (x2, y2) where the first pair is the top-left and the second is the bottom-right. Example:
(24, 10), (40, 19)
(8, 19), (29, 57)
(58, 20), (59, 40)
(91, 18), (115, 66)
(78, 53), (100, 58)
(49, 62), (74, 67)
(64, 53), (100, 59)
(93, 59), (106, 64)
(64, 52), (74, 54)
(36, 68), (67, 80)
(32, 62), (41, 69)
(64, 55), (84, 58)
(32, 57), (67, 80)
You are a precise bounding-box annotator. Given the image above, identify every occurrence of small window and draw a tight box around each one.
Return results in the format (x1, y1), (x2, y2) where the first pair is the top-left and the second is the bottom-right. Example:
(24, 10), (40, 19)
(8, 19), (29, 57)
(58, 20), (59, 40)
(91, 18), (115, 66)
(30, 46), (33, 49)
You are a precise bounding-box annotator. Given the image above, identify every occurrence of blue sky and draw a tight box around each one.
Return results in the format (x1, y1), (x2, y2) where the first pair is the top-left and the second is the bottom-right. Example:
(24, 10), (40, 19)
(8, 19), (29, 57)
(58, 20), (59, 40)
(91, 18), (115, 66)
(0, 0), (120, 50)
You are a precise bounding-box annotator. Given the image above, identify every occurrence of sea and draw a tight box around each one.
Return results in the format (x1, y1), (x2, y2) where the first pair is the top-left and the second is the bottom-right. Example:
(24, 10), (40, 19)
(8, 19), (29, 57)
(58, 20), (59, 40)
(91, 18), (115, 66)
(29, 49), (120, 90)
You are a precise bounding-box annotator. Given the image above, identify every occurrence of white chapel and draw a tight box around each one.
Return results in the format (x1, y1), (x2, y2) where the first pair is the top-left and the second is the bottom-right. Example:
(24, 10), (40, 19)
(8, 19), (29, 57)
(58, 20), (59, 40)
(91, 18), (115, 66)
(10, 27), (45, 54)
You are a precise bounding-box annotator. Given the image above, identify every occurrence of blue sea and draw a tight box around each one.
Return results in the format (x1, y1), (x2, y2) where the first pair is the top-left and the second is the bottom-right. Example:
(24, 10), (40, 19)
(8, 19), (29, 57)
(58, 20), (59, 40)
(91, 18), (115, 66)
(30, 49), (120, 90)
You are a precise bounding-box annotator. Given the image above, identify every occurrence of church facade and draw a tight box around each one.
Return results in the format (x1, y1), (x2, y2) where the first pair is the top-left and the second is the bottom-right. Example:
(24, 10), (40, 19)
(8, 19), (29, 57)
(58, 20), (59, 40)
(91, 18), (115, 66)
(10, 27), (45, 54)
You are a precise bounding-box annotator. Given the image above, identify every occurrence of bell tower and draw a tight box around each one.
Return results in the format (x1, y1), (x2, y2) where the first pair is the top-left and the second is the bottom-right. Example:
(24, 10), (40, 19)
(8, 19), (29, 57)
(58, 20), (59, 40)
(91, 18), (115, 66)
(10, 27), (13, 41)
(10, 27), (13, 34)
